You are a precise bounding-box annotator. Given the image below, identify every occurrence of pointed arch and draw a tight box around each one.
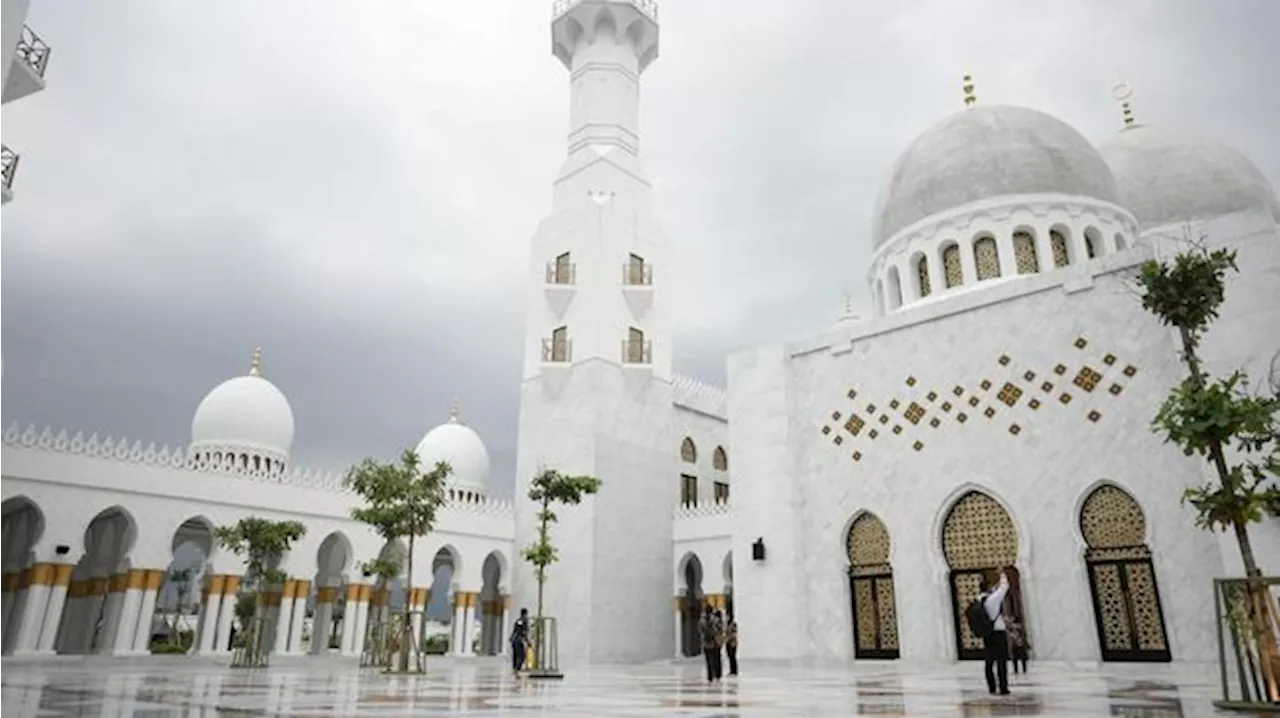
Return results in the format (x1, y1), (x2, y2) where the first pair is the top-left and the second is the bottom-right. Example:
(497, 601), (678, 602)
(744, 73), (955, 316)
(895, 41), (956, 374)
(973, 234), (1001, 280)
(844, 510), (899, 659)
(712, 446), (727, 472)
(1012, 227), (1039, 274)
(680, 437), (697, 464)
(940, 241), (963, 288)
(1050, 224), (1073, 268)
(913, 253), (932, 298)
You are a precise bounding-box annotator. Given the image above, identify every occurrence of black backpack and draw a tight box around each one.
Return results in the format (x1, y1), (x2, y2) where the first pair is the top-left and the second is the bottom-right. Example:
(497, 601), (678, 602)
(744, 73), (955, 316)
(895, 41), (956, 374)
(966, 597), (994, 639)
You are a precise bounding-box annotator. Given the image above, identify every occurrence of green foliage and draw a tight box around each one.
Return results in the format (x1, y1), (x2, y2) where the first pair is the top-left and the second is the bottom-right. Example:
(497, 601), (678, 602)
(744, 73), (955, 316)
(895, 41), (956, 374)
(346, 450), (450, 544)
(214, 517), (306, 591)
(150, 642), (190, 655)
(423, 633), (449, 655)
(361, 556), (403, 582)
(234, 592), (256, 623)
(1136, 247), (1280, 572)
(522, 468), (601, 622)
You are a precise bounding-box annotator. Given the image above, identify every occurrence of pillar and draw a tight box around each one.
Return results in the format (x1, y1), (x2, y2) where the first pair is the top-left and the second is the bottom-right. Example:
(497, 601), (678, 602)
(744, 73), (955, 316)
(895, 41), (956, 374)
(959, 238), (978, 285)
(407, 588), (426, 648)
(340, 583), (361, 656)
(32, 564), (72, 654)
(672, 596), (683, 657)
(131, 570), (164, 654)
(196, 574), (225, 655)
(312, 584), (337, 654)
(110, 569), (145, 654)
(499, 595), (511, 656)
(213, 576), (240, 653)
(287, 581), (309, 654)
(273, 580), (297, 655)
(10, 564), (54, 655)
(1, 571), (17, 641)
(352, 584), (371, 657)
(449, 592), (466, 655)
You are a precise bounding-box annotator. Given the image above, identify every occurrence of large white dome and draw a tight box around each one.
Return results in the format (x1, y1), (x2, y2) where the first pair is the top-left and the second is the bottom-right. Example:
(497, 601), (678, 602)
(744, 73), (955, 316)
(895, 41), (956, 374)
(415, 403), (490, 495)
(190, 349), (295, 462)
(1099, 124), (1280, 231)
(873, 105), (1119, 247)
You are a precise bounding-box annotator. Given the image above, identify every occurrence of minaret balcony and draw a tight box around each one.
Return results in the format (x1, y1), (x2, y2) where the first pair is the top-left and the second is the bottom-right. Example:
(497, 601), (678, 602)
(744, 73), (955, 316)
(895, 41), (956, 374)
(621, 339), (652, 366)
(1, 145), (17, 205)
(553, 0), (658, 22)
(541, 338), (573, 364)
(622, 263), (653, 316)
(4, 25), (51, 104)
(544, 261), (578, 316)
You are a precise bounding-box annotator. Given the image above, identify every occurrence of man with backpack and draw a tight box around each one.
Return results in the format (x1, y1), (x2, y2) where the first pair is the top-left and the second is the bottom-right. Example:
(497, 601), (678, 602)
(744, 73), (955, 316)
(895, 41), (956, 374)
(966, 569), (1011, 696)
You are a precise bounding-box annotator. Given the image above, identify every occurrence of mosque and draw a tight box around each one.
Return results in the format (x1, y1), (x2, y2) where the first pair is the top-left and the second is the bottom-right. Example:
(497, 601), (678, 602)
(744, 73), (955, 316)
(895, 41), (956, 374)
(3, 0), (1279, 667)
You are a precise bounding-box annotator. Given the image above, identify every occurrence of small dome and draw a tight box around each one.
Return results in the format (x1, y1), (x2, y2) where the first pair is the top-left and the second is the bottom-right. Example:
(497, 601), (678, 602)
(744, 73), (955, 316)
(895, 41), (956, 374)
(1099, 124), (1280, 231)
(873, 105), (1119, 247)
(190, 348), (295, 460)
(415, 401), (490, 495)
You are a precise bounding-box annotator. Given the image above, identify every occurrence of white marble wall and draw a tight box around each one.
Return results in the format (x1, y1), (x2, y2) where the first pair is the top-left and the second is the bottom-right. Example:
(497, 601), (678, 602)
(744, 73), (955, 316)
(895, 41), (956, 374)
(729, 250), (1234, 663)
(673, 403), (730, 506)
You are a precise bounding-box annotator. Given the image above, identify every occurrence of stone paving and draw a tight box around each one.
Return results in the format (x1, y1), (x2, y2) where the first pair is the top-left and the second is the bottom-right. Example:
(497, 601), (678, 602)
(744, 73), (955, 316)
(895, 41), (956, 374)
(0, 654), (1246, 716)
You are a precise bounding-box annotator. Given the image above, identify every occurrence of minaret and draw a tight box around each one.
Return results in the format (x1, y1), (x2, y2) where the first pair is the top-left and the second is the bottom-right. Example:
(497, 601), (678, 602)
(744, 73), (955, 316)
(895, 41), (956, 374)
(513, 0), (675, 665)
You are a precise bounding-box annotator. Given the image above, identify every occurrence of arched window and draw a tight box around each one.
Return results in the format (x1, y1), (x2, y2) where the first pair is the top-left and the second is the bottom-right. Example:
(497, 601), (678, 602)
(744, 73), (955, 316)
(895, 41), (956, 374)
(1050, 228), (1071, 268)
(1012, 230), (1039, 274)
(712, 446), (727, 471)
(941, 243), (963, 288)
(874, 279), (885, 316)
(915, 255), (932, 298)
(1115, 234), (1127, 251)
(1084, 226), (1104, 259)
(886, 267), (903, 310)
(681, 437), (697, 464)
(974, 236), (1001, 280)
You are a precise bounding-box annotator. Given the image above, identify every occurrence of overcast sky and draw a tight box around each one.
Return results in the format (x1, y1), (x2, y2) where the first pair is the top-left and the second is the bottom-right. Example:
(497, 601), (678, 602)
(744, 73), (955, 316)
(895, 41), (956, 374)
(4, 0), (1278, 498)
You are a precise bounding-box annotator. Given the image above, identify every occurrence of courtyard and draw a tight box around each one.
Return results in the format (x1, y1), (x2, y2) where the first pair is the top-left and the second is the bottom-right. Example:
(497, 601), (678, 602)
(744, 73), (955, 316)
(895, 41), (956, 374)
(0, 655), (1232, 716)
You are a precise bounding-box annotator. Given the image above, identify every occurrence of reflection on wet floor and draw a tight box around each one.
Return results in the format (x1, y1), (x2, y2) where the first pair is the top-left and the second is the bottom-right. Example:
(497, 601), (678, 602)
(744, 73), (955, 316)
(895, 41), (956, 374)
(0, 656), (1223, 717)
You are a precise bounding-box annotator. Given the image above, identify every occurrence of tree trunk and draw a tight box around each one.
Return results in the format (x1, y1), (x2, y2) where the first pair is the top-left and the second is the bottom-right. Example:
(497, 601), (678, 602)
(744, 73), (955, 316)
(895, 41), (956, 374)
(400, 532), (415, 673)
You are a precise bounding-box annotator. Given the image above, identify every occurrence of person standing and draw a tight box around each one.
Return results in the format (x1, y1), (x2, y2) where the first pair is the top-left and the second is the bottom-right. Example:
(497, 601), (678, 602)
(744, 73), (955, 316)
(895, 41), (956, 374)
(974, 569), (1011, 695)
(1007, 617), (1029, 675)
(724, 611), (739, 676)
(510, 608), (530, 676)
(698, 604), (723, 683)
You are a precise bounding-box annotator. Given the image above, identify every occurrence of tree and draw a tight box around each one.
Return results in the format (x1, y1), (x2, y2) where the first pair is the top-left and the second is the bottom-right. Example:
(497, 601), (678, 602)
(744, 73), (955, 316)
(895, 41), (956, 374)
(1136, 246), (1280, 701)
(522, 467), (601, 670)
(165, 568), (193, 646)
(345, 449), (450, 673)
(214, 517), (306, 663)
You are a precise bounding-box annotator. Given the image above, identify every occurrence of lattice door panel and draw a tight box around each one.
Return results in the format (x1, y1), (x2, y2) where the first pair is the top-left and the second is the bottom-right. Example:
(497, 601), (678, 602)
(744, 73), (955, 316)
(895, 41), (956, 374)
(850, 573), (900, 659)
(1086, 558), (1171, 662)
(949, 568), (1027, 661)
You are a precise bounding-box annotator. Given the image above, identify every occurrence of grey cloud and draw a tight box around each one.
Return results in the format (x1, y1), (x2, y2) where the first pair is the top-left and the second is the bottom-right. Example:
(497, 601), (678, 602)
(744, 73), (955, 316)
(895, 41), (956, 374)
(4, 0), (1278, 500)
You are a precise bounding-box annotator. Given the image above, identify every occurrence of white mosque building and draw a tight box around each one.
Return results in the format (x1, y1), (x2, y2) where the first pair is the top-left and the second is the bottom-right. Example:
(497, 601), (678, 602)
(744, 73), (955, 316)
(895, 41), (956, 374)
(4, 0), (1279, 667)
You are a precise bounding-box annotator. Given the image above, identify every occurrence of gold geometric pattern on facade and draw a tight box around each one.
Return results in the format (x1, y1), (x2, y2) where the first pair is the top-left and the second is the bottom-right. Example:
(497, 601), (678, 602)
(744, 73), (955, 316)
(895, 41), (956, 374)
(852, 451), (862, 462)
(998, 355), (1011, 366)
(1059, 392), (1073, 405)
(847, 389), (858, 399)
(848, 512), (891, 568)
(1073, 366), (1103, 392)
(1074, 337), (1088, 350)
(941, 401), (952, 412)
(821, 426), (831, 435)
(953, 386), (964, 397)
(868, 428), (879, 439)
(942, 491), (1019, 570)
(1088, 410), (1102, 422)
(1009, 424), (1021, 435)
(845, 414), (866, 436)
(1013, 230), (1039, 274)
(1103, 353), (1116, 366)
(943, 244), (963, 288)
(889, 399), (900, 410)
(1091, 563), (1133, 651)
(980, 379), (992, 391)
(867, 403), (877, 414)
(968, 396), (980, 407)
(929, 417), (941, 428)
(917, 257), (932, 298)
(927, 391), (938, 402)
(997, 382), (1023, 407)
(854, 579), (878, 650)
(957, 412), (968, 423)
(1029, 398), (1041, 410)
(831, 411), (842, 421)
(1050, 230), (1070, 268)
(905, 376), (917, 387)
(1041, 381), (1054, 392)
(983, 407), (995, 418)
(912, 440), (923, 451)
(1080, 485), (1146, 551)
(891, 425), (903, 435)
(876, 577), (900, 650)
(1023, 370), (1036, 382)
(1125, 562), (1168, 651)
(879, 414), (889, 424)
(833, 435), (844, 445)
(904, 402), (926, 425)
(1054, 364), (1067, 375)
(1123, 365), (1138, 377)
(974, 236), (1001, 280)
(1109, 383), (1123, 396)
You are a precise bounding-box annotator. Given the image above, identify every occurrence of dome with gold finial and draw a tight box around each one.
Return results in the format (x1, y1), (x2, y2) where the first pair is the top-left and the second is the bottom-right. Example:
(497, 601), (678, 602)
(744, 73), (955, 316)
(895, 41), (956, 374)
(1098, 84), (1280, 231)
(871, 73), (1119, 248)
(189, 347), (296, 472)
(414, 399), (491, 497)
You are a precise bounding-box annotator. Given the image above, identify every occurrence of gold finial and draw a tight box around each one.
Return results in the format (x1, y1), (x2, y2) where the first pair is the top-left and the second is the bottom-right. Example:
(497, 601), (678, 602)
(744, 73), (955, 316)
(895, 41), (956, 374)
(1112, 82), (1136, 129)
(963, 73), (976, 108)
(450, 398), (461, 422)
(249, 347), (262, 377)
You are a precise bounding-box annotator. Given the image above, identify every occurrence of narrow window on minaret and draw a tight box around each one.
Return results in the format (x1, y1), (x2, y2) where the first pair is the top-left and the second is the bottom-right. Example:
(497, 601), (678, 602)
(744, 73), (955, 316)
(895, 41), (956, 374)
(626, 253), (649, 285)
(681, 474), (698, 506)
(551, 325), (569, 362)
(626, 327), (648, 364)
(553, 252), (573, 284)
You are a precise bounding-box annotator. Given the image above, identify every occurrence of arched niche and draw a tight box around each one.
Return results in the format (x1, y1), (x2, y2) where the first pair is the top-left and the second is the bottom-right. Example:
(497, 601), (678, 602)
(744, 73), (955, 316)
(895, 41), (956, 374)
(845, 512), (899, 659)
(940, 491), (1026, 660)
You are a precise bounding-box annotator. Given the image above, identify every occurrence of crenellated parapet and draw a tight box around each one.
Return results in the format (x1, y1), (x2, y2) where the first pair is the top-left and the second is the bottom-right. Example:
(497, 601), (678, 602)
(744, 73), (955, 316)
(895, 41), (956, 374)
(673, 499), (730, 522)
(671, 374), (727, 420)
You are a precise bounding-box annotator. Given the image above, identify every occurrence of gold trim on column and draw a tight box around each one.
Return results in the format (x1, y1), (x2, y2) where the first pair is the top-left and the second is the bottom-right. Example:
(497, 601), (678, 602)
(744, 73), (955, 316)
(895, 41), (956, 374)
(357, 584), (371, 602)
(503, 595), (512, 610)
(205, 574), (226, 600)
(295, 580), (311, 598)
(223, 576), (242, 595)
(317, 586), (337, 603)
(88, 578), (109, 596)
(146, 569), (165, 591)
(127, 569), (148, 591)
(263, 591), (282, 608)
(29, 563), (56, 586)
(18, 568), (32, 590)
(345, 583), (361, 602)
(1, 572), (16, 593)
(108, 573), (129, 594)
(53, 564), (74, 587)
(282, 579), (298, 600)
(67, 579), (86, 599)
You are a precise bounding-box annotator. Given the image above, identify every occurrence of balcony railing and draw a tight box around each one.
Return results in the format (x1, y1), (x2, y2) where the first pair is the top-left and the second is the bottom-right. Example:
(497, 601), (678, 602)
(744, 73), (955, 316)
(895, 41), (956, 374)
(621, 339), (652, 365)
(2, 146), (18, 193)
(542, 338), (572, 363)
(553, 0), (657, 21)
(622, 263), (653, 286)
(16, 25), (51, 78)
(545, 261), (576, 285)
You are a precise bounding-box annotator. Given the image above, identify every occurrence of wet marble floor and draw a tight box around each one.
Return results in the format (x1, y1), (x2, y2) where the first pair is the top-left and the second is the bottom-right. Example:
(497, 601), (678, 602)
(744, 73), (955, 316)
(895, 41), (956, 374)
(0, 655), (1250, 717)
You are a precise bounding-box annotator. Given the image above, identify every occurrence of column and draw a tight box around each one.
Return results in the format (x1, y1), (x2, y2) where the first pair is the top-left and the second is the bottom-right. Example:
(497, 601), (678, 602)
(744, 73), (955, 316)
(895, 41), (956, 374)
(352, 584), (371, 657)
(1072, 230), (1089, 266)
(287, 581), (309, 654)
(340, 583), (361, 656)
(449, 592), (465, 655)
(34, 564), (72, 654)
(1034, 227), (1053, 272)
(1, 571), (17, 641)
(95, 571), (128, 654)
(996, 232), (1015, 277)
(196, 574), (225, 655)
(312, 585), (337, 655)
(131, 570), (164, 654)
(213, 576), (240, 654)
(53, 578), (82, 653)
(926, 250), (944, 296)
(672, 596), (682, 657)
(408, 588), (426, 649)
(111, 569), (146, 655)
(273, 580), (296, 655)
(499, 595), (511, 656)
(11, 564), (52, 655)
(959, 239), (978, 285)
